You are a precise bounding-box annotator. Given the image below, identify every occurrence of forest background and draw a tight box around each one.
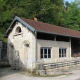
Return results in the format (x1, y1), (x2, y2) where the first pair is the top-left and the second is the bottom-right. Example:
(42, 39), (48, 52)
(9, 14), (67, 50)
(0, 0), (80, 41)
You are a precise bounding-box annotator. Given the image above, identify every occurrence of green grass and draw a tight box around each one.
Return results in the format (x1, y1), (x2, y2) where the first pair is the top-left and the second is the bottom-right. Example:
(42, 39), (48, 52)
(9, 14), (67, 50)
(28, 70), (67, 77)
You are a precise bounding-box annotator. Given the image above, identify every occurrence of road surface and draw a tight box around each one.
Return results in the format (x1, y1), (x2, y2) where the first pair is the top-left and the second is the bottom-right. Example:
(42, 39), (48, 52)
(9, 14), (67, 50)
(0, 67), (80, 80)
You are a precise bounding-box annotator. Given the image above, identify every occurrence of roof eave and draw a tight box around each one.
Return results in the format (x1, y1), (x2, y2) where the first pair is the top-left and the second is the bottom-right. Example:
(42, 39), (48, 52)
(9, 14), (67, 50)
(36, 30), (80, 39)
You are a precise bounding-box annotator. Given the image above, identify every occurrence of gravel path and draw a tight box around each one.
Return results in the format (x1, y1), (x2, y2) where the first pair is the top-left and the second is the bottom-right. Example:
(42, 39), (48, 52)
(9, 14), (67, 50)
(0, 67), (80, 80)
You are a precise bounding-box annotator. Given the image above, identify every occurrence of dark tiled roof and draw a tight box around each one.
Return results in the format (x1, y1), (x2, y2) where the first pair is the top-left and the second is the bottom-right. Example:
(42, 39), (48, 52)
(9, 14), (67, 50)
(21, 17), (80, 38)
(4, 16), (80, 38)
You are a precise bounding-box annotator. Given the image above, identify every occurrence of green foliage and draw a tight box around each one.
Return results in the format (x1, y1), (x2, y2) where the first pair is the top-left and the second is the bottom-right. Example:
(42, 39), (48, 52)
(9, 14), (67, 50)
(0, 0), (80, 42)
(63, 0), (80, 30)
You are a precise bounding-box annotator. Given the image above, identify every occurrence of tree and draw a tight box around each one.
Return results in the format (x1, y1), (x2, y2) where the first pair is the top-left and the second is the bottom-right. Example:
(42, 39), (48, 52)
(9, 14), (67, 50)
(63, 1), (80, 30)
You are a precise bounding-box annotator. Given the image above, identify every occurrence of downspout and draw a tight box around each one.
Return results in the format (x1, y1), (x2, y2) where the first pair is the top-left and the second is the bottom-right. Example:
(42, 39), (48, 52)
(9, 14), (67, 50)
(35, 31), (37, 61)
(31, 31), (37, 72)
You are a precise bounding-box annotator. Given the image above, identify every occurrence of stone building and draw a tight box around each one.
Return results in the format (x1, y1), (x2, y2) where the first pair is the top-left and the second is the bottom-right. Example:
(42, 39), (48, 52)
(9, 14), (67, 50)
(4, 16), (80, 70)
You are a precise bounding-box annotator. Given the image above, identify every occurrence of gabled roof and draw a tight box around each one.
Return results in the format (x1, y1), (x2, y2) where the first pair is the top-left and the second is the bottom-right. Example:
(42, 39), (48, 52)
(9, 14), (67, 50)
(4, 16), (80, 38)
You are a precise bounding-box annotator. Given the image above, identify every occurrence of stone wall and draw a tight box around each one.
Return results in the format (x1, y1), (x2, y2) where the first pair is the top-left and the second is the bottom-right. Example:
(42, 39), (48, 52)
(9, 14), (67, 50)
(36, 59), (80, 75)
(8, 21), (36, 70)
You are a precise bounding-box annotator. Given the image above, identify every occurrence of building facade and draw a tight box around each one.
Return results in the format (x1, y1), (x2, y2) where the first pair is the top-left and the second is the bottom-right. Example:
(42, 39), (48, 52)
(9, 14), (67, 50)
(4, 16), (80, 70)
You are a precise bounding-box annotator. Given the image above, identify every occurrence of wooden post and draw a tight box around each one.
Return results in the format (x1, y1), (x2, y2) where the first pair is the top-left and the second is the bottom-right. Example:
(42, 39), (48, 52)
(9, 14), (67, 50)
(69, 38), (71, 58)
(54, 36), (56, 41)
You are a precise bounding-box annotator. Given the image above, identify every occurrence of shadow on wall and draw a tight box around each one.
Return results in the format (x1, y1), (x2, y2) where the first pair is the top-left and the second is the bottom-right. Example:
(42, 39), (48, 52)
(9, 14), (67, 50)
(7, 38), (34, 71)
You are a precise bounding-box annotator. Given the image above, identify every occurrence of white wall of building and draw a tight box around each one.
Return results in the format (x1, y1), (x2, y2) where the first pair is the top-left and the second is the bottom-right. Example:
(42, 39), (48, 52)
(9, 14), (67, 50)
(8, 22), (36, 70)
(37, 39), (71, 64)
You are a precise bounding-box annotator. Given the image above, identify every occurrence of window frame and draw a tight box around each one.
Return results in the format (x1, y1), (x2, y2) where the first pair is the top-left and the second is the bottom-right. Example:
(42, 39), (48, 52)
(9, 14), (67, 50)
(40, 47), (51, 59)
(59, 48), (67, 58)
(15, 26), (22, 34)
(14, 26), (23, 36)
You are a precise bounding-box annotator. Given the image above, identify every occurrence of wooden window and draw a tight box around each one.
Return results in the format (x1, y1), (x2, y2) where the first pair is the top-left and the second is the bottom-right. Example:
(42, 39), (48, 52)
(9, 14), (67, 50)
(40, 47), (51, 59)
(59, 48), (66, 57)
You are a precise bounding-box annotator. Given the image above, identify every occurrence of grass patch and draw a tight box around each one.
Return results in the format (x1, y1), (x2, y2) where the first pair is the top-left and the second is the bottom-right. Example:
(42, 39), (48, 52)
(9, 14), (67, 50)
(32, 73), (66, 77)
(28, 70), (66, 77)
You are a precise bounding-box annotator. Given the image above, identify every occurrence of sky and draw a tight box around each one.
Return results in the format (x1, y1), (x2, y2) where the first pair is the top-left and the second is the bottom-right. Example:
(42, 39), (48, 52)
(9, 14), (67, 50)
(64, 0), (75, 3)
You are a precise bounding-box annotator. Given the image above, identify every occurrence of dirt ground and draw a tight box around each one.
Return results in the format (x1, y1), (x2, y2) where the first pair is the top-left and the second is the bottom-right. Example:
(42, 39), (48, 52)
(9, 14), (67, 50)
(0, 67), (80, 80)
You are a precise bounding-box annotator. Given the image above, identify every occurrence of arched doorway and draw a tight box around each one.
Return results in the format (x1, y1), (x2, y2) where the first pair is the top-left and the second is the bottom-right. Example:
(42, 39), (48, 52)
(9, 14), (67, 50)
(23, 40), (30, 69)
